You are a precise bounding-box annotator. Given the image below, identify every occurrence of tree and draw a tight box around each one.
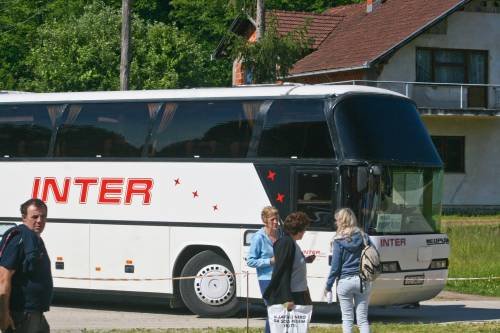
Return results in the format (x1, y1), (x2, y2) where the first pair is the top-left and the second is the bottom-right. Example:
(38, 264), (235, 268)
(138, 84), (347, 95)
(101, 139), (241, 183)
(169, 0), (237, 46)
(230, 18), (312, 84)
(22, 2), (121, 91)
(23, 2), (230, 92)
(131, 22), (230, 89)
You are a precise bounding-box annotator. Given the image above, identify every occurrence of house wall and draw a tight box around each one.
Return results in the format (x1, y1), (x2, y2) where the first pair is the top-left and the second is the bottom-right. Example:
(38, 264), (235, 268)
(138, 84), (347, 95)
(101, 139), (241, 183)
(232, 31), (257, 86)
(422, 116), (500, 212)
(378, 9), (500, 85)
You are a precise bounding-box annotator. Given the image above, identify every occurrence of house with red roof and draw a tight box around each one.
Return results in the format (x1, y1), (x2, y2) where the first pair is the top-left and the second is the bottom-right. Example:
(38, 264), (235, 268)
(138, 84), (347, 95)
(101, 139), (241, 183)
(216, 0), (500, 213)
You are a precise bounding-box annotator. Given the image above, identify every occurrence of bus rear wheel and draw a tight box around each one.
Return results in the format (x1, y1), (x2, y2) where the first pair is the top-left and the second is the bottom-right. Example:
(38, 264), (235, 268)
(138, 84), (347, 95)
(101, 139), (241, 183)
(179, 250), (239, 317)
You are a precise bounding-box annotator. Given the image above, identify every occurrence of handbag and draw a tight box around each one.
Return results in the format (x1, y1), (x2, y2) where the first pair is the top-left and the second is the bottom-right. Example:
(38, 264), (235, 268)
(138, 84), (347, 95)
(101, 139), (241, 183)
(267, 304), (313, 333)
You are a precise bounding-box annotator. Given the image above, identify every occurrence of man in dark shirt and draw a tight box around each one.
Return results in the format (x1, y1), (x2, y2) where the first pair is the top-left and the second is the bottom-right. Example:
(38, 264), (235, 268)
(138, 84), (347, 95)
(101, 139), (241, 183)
(0, 198), (53, 333)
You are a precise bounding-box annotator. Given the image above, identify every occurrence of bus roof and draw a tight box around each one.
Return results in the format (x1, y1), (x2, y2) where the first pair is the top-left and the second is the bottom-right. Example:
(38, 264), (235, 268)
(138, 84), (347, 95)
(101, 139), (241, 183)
(0, 84), (406, 104)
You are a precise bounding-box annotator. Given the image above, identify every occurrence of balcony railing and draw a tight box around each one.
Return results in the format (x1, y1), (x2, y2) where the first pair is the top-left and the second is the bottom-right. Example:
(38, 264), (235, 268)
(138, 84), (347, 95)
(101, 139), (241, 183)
(329, 80), (500, 110)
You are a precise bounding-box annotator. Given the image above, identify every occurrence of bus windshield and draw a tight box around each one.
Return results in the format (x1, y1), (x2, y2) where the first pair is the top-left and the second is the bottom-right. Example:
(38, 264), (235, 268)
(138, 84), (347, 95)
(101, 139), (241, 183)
(334, 94), (442, 166)
(342, 166), (443, 235)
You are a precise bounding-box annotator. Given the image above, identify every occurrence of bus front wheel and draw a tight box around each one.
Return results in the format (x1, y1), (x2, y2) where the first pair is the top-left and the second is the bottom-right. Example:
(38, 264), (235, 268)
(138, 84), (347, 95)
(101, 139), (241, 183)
(179, 250), (239, 317)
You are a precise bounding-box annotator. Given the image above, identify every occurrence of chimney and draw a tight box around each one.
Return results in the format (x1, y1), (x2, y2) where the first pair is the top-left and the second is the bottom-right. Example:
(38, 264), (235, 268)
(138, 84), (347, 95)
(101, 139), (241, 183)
(367, 0), (384, 13)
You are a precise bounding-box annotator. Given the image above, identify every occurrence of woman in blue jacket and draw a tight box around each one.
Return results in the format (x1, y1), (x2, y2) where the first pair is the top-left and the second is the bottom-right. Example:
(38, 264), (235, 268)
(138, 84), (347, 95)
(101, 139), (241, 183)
(325, 208), (372, 333)
(247, 206), (279, 333)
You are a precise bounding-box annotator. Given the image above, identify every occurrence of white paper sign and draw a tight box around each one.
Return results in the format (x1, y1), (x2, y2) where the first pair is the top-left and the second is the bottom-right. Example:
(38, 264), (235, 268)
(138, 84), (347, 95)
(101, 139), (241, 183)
(376, 213), (402, 232)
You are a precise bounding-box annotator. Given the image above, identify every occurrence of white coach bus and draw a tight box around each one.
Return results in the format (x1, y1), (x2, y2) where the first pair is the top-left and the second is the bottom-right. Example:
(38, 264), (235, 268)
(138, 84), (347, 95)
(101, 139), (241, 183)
(0, 84), (449, 316)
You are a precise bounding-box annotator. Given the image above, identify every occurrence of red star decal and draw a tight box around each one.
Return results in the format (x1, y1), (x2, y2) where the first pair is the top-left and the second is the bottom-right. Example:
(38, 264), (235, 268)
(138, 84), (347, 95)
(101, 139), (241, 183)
(174, 178), (180, 186)
(276, 193), (285, 203)
(192, 190), (199, 198)
(213, 204), (218, 211)
(267, 170), (277, 181)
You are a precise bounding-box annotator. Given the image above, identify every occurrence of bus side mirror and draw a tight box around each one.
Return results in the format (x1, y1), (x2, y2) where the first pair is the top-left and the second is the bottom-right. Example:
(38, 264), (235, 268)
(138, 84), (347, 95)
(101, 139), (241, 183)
(357, 166), (368, 192)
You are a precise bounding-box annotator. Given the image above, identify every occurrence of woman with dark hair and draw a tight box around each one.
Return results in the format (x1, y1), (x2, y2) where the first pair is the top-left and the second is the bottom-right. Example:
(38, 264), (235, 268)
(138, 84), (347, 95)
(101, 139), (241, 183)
(264, 211), (314, 311)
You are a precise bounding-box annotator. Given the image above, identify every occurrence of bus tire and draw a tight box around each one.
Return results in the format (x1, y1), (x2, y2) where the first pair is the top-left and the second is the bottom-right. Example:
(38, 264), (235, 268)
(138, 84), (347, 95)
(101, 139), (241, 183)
(179, 250), (239, 317)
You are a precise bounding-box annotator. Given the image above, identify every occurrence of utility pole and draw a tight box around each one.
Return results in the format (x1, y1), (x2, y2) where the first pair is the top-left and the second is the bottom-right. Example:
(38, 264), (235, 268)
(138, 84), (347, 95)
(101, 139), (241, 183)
(120, 0), (132, 90)
(256, 0), (265, 41)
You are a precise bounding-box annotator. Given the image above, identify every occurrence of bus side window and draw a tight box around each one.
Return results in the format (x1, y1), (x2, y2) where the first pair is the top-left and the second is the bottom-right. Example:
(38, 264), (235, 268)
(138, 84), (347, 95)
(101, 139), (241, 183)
(0, 104), (52, 158)
(55, 102), (150, 158)
(257, 99), (335, 159)
(296, 172), (334, 229)
(151, 100), (258, 158)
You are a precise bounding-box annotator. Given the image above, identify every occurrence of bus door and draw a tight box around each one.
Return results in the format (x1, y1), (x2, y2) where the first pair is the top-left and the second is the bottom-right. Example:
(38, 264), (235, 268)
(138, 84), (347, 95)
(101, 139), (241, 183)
(293, 168), (338, 302)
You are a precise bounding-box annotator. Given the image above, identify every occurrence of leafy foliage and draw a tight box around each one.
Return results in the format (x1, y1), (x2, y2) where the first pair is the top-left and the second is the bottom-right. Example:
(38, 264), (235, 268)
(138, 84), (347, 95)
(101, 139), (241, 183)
(131, 22), (230, 89)
(169, 0), (237, 46)
(230, 18), (313, 84)
(23, 2), (121, 91)
(22, 2), (230, 91)
(0, 0), (46, 90)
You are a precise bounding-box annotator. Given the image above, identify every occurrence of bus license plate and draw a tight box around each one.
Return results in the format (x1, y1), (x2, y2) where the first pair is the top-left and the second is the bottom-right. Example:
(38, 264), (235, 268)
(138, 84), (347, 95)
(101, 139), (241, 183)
(404, 274), (425, 285)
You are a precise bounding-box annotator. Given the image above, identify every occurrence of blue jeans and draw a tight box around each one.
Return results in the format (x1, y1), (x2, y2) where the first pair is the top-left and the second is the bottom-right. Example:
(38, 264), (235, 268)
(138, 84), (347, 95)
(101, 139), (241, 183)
(337, 275), (371, 333)
(258, 279), (271, 333)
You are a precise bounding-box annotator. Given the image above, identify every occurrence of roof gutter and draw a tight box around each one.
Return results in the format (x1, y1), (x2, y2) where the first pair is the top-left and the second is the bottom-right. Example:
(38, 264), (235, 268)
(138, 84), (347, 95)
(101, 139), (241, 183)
(368, 0), (471, 67)
(284, 64), (369, 79)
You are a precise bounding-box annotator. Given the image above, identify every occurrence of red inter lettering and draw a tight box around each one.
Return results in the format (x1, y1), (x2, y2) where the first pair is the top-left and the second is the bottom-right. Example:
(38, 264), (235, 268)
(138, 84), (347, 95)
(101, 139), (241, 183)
(32, 177), (41, 199)
(381, 238), (406, 247)
(98, 178), (124, 204)
(74, 178), (99, 203)
(41, 178), (71, 203)
(125, 178), (153, 205)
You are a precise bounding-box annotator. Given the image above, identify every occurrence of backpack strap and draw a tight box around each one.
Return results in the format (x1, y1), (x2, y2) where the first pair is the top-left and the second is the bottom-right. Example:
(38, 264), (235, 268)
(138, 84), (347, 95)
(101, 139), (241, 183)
(359, 231), (369, 293)
(360, 231), (369, 248)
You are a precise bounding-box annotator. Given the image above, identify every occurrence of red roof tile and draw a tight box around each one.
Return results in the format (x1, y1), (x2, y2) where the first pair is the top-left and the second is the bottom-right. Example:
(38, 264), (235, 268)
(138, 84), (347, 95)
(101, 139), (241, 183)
(267, 10), (343, 49)
(290, 0), (467, 75)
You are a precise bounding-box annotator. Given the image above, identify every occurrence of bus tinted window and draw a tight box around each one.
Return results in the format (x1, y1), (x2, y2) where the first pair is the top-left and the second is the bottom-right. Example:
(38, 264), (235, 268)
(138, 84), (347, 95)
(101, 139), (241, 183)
(296, 172), (334, 229)
(334, 95), (442, 166)
(0, 104), (53, 157)
(257, 99), (334, 158)
(151, 101), (258, 158)
(55, 103), (151, 157)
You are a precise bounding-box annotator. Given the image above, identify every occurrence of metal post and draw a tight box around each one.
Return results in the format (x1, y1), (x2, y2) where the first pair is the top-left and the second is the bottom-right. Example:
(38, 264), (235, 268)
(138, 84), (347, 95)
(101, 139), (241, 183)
(246, 271), (249, 333)
(460, 85), (464, 108)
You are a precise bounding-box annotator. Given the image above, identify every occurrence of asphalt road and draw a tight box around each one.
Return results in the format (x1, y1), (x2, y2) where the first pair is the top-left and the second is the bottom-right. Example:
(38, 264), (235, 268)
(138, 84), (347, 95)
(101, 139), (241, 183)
(46, 292), (500, 331)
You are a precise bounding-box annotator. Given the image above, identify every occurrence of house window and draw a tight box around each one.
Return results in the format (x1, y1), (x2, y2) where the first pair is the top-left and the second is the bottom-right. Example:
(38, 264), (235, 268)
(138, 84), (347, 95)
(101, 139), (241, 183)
(416, 48), (487, 84)
(416, 48), (488, 107)
(431, 136), (465, 173)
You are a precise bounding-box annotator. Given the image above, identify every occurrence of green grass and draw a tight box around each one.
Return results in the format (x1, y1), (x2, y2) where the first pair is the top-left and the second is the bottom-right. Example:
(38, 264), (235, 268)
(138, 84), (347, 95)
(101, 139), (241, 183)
(83, 322), (500, 332)
(442, 214), (500, 222)
(443, 222), (500, 296)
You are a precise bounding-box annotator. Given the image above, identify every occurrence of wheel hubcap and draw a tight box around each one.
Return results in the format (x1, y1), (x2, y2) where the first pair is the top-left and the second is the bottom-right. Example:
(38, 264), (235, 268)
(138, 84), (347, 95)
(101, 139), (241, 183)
(194, 264), (235, 305)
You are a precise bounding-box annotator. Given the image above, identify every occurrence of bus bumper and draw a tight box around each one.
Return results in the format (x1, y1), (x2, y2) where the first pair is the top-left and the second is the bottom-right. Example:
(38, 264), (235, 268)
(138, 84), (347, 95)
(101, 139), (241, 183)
(369, 269), (448, 305)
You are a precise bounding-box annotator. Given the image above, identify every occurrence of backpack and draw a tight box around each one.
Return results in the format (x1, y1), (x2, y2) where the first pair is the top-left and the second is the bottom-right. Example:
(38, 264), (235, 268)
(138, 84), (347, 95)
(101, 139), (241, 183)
(359, 233), (381, 282)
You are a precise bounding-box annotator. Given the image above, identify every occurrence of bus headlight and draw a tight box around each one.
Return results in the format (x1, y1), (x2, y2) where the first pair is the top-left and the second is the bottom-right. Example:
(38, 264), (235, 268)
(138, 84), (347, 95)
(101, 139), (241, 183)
(381, 261), (400, 273)
(429, 258), (448, 269)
